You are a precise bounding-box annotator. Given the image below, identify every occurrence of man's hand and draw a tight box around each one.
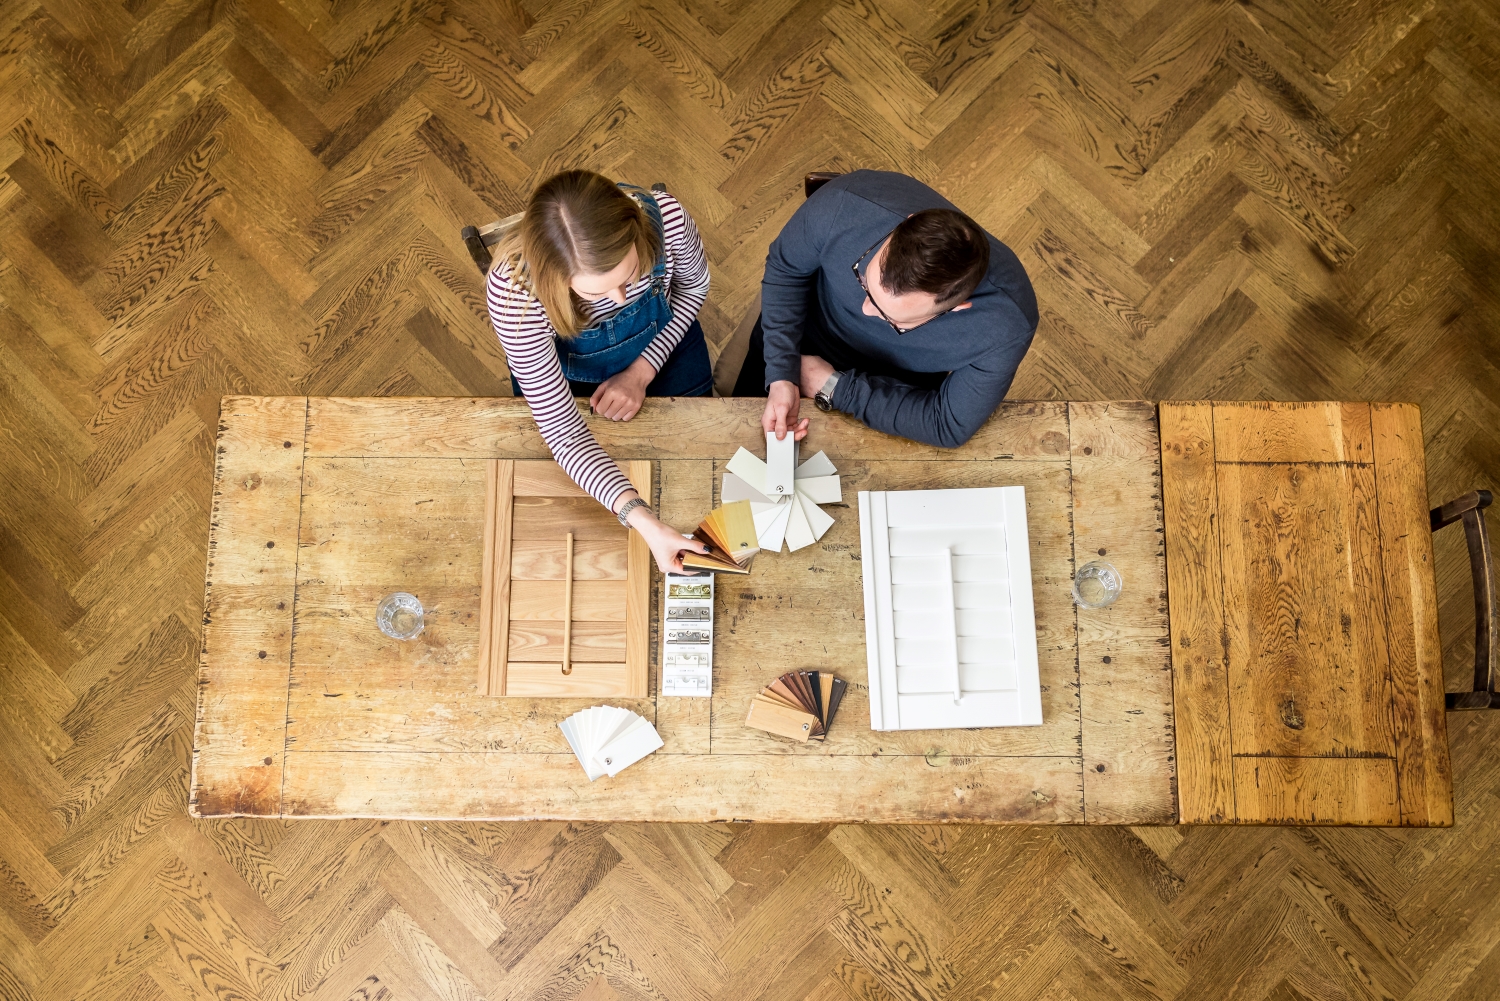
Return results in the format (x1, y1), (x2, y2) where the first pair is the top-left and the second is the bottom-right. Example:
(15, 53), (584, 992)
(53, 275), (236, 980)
(763, 379), (809, 441)
(799, 354), (836, 399)
(589, 357), (655, 421)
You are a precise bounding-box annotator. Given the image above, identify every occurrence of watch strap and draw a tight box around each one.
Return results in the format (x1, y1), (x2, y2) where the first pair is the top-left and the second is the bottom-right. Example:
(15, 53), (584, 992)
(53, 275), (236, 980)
(815, 371), (842, 406)
(616, 497), (650, 527)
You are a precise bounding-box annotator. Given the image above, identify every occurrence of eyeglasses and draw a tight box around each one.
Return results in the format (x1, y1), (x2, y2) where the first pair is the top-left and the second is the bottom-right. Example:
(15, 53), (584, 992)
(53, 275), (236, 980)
(852, 233), (957, 334)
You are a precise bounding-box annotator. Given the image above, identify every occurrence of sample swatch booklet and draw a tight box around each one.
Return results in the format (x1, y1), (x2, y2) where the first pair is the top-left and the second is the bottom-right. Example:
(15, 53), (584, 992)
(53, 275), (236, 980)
(661, 572), (714, 696)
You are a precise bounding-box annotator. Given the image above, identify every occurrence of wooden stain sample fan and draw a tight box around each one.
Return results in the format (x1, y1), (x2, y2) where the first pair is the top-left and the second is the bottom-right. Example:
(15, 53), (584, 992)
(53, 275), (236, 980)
(478, 460), (652, 697)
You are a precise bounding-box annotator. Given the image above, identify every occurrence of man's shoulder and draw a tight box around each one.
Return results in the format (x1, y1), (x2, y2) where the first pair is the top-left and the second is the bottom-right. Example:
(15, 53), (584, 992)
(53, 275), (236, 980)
(820, 170), (955, 212)
(971, 236), (1039, 330)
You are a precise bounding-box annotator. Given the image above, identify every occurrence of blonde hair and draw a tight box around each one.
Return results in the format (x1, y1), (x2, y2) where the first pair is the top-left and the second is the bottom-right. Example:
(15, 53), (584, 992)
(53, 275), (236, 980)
(493, 171), (661, 338)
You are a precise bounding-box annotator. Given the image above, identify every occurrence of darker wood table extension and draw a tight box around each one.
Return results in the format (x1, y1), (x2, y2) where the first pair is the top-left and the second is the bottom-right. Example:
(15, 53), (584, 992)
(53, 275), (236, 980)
(1161, 402), (1453, 826)
(190, 397), (1174, 823)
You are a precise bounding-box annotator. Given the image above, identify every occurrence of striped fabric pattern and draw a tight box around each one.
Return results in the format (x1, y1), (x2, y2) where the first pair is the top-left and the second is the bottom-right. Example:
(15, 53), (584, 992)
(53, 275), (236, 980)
(485, 190), (710, 510)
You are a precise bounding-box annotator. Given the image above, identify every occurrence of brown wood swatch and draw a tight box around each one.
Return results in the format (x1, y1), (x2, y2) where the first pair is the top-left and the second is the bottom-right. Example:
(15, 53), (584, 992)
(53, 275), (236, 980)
(746, 671), (845, 742)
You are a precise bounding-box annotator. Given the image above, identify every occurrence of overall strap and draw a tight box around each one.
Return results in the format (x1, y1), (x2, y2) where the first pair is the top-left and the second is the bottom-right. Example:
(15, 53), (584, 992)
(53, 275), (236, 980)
(616, 183), (667, 277)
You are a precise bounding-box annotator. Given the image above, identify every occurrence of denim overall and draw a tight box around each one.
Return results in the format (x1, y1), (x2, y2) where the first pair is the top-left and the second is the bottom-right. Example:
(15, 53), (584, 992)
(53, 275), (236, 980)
(518, 186), (713, 399)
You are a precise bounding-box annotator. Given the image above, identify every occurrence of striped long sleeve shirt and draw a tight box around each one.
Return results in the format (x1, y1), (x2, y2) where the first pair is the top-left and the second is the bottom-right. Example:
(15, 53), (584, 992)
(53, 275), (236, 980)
(485, 191), (710, 511)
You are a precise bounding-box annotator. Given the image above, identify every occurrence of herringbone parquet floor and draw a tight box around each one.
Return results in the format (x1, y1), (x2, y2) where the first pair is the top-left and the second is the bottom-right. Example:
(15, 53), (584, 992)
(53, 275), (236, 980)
(3, 0), (1500, 998)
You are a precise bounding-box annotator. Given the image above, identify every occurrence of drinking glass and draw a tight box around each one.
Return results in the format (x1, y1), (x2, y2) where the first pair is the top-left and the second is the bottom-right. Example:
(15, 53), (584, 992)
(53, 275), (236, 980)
(377, 592), (424, 640)
(1071, 561), (1123, 609)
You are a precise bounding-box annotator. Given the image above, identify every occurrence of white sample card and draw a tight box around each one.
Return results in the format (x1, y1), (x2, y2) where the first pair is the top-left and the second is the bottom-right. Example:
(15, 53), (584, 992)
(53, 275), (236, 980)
(764, 431), (797, 496)
(796, 450), (838, 479)
(794, 474), (842, 505)
(661, 572), (714, 696)
(722, 447), (842, 554)
(723, 471), (774, 505)
(858, 486), (1042, 731)
(558, 706), (663, 780)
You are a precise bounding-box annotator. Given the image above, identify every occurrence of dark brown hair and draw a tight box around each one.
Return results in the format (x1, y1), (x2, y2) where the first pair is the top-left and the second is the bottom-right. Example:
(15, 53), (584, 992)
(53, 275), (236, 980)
(879, 208), (990, 306)
(494, 170), (660, 337)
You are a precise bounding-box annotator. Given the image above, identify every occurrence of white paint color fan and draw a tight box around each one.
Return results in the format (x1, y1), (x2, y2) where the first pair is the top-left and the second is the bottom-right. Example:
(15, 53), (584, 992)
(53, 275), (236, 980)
(557, 706), (663, 780)
(722, 435), (842, 553)
(858, 487), (1042, 731)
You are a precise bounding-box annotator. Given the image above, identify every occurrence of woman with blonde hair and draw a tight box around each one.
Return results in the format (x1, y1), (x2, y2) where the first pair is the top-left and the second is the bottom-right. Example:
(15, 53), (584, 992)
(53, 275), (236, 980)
(486, 170), (713, 573)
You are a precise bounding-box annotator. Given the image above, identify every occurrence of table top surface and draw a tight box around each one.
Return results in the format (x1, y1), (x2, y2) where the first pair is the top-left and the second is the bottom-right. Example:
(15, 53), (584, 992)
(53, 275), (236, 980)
(190, 397), (1175, 823)
(1161, 401), (1452, 827)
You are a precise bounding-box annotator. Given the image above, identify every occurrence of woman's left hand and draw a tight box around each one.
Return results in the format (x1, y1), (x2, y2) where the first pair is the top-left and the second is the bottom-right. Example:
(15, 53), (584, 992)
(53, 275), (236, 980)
(590, 358), (656, 421)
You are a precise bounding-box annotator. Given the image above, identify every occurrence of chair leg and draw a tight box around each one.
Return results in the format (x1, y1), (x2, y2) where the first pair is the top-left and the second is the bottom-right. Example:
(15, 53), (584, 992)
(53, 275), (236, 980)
(461, 226), (491, 275)
(1434, 491), (1499, 710)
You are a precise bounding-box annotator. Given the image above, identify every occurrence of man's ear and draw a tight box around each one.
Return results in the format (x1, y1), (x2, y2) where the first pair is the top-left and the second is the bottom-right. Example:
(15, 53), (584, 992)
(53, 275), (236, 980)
(952, 301), (973, 311)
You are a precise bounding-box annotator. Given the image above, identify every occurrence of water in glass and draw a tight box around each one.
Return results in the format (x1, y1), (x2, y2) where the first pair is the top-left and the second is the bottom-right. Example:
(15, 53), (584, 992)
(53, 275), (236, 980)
(377, 592), (424, 640)
(1071, 561), (1122, 609)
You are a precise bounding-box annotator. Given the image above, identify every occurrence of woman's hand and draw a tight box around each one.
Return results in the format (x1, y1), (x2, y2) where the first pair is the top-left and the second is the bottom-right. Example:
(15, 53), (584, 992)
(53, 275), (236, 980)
(590, 357), (656, 421)
(617, 492), (709, 573)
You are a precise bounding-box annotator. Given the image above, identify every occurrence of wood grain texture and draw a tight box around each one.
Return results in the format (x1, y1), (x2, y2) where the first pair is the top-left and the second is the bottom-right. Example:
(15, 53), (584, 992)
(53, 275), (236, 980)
(6, 0), (1500, 995)
(476, 458), (512, 696)
(1069, 401), (1176, 824)
(1159, 402), (1234, 824)
(1163, 401), (1451, 826)
(1231, 757), (1399, 826)
(1372, 403), (1454, 827)
(279, 753), (1086, 823)
(1218, 460), (1395, 758)
(195, 397), (1168, 822)
(624, 460), (651, 700)
(190, 396), (305, 818)
(1212, 401), (1374, 464)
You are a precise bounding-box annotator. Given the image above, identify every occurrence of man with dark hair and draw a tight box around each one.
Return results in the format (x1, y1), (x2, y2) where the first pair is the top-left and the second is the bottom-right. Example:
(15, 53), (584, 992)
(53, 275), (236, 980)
(733, 170), (1038, 448)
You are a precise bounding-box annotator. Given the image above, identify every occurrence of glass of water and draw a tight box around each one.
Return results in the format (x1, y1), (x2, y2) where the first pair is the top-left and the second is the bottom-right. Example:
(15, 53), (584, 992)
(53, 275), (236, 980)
(1072, 561), (1123, 609)
(377, 592), (424, 640)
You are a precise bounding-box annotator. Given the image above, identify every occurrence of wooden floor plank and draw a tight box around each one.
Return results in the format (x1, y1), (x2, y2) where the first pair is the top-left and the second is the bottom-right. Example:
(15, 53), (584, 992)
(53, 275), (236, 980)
(2, 0), (1498, 995)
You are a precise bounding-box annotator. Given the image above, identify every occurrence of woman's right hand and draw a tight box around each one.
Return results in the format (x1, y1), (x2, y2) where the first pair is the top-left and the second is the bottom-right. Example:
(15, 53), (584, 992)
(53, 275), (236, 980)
(622, 500), (709, 573)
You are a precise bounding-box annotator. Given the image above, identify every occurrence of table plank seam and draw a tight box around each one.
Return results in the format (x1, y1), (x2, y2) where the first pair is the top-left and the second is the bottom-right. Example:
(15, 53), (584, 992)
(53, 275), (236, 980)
(1210, 404), (1238, 823)
(1368, 402), (1410, 828)
(1066, 404), (1087, 822)
(280, 402), (312, 812)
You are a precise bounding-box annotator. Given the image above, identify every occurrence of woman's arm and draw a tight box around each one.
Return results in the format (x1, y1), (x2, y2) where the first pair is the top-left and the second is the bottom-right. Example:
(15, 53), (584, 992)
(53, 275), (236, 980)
(638, 191), (710, 373)
(486, 265), (707, 571)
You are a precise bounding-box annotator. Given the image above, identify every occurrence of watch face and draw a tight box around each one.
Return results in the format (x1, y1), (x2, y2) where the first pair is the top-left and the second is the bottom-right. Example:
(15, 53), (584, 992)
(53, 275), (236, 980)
(814, 394), (833, 412)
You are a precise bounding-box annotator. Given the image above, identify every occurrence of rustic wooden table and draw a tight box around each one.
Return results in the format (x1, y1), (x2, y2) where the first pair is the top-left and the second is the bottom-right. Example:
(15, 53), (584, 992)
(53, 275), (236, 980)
(190, 397), (1174, 823)
(1161, 401), (1453, 826)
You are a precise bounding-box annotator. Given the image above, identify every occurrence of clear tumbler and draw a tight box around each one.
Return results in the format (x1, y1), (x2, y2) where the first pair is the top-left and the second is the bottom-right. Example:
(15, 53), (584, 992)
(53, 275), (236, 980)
(1071, 561), (1123, 609)
(376, 592), (424, 640)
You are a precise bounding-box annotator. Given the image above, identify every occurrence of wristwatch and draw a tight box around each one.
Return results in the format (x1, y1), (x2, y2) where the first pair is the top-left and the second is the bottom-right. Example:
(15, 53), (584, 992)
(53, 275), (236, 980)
(813, 371), (842, 412)
(616, 497), (650, 527)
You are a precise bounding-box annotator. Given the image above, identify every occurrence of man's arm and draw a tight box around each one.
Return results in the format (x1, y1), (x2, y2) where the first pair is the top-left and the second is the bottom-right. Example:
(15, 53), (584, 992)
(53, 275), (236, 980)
(760, 189), (839, 389)
(832, 327), (1033, 448)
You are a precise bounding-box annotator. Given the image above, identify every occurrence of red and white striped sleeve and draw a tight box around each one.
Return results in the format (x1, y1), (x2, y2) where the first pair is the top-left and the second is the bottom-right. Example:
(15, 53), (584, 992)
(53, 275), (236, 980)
(485, 266), (636, 511)
(636, 191), (710, 373)
(484, 188), (711, 512)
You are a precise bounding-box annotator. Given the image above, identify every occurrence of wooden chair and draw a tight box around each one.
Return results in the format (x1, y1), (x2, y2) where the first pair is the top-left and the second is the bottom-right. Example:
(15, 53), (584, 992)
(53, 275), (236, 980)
(459, 212), (520, 275)
(804, 171), (841, 198)
(459, 183), (673, 276)
(1434, 490), (1499, 709)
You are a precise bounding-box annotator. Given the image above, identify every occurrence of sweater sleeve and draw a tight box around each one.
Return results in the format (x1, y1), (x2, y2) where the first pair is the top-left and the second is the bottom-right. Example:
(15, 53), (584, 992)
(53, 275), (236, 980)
(636, 191), (711, 373)
(759, 187), (839, 389)
(486, 265), (637, 511)
(830, 297), (1037, 448)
